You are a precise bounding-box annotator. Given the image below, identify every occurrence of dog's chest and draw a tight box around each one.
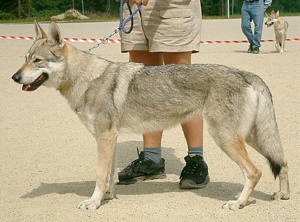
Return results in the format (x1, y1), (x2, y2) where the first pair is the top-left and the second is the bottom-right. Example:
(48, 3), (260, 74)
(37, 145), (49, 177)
(76, 109), (96, 135)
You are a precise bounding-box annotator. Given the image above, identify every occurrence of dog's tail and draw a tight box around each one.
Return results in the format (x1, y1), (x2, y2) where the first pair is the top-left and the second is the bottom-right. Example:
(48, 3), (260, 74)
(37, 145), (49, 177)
(242, 72), (286, 178)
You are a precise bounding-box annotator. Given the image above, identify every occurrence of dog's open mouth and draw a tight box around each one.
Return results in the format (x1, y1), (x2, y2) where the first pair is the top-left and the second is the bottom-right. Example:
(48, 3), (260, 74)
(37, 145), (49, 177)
(22, 73), (49, 91)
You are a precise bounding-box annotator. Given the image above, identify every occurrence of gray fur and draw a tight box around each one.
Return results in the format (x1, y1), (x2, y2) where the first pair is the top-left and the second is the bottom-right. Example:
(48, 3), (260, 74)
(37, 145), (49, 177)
(12, 22), (290, 210)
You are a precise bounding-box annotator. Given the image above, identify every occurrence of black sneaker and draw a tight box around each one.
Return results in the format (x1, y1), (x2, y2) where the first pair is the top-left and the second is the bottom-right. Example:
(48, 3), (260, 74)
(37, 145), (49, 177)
(252, 47), (260, 54)
(118, 151), (166, 185)
(247, 44), (253, 53)
(179, 155), (210, 189)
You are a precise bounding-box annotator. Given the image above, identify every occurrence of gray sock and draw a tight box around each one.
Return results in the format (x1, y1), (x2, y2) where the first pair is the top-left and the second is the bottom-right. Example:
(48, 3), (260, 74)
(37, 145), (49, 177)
(188, 146), (203, 158)
(144, 147), (162, 163)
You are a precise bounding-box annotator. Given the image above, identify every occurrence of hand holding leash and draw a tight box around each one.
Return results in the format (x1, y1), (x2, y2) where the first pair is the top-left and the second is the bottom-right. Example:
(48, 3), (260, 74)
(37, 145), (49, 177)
(117, 0), (148, 6)
(87, 0), (142, 52)
(118, 0), (142, 34)
(130, 0), (148, 5)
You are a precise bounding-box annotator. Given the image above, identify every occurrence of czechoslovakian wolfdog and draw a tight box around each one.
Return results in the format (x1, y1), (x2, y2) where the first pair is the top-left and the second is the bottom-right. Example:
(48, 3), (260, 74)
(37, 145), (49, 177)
(265, 10), (289, 53)
(12, 22), (290, 210)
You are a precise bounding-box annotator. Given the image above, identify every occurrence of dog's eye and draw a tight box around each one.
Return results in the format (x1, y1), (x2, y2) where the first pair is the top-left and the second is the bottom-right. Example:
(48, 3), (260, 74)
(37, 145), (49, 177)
(34, 58), (42, 63)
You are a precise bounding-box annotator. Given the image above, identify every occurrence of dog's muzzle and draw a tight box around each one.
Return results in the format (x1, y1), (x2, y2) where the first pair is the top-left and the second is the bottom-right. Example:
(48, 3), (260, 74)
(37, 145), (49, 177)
(265, 21), (274, 27)
(12, 72), (22, 83)
(12, 72), (49, 91)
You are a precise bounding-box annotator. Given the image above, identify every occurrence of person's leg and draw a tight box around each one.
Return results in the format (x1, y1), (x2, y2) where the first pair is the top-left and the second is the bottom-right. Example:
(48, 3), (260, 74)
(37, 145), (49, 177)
(130, 50), (165, 162)
(129, 50), (163, 66)
(117, 50), (167, 185)
(251, 0), (265, 50)
(181, 118), (203, 150)
(163, 52), (208, 189)
(163, 52), (203, 151)
(241, 3), (254, 51)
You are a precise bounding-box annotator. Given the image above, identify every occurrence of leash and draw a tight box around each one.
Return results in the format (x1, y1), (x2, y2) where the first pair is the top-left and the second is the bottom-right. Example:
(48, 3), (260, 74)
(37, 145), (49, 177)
(87, 0), (142, 52)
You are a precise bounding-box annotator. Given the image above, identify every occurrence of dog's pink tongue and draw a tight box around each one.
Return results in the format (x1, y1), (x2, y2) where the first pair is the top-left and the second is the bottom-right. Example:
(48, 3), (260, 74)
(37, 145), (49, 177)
(22, 84), (30, 91)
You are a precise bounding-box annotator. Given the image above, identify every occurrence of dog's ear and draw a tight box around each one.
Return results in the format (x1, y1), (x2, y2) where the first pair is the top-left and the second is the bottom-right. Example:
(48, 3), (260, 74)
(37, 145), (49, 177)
(48, 22), (65, 49)
(34, 20), (47, 40)
(276, 10), (280, 18)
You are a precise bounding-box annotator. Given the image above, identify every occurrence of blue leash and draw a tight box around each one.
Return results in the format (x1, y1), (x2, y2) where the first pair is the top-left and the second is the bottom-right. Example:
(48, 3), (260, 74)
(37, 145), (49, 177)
(87, 0), (142, 52)
(119, 0), (143, 34)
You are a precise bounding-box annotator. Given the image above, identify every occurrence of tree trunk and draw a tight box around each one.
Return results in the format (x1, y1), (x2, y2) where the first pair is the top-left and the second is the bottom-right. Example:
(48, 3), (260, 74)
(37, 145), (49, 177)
(28, 0), (31, 17)
(18, 0), (21, 18)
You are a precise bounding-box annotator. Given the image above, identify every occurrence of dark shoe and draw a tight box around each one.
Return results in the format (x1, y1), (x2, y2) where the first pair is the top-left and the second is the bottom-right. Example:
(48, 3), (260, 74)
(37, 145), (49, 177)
(179, 155), (209, 189)
(252, 47), (260, 54)
(118, 151), (166, 185)
(247, 44), (253, 53)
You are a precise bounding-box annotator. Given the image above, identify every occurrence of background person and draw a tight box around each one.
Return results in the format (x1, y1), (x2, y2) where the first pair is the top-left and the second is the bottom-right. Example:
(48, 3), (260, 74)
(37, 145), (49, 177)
(241, 0), (272, 54)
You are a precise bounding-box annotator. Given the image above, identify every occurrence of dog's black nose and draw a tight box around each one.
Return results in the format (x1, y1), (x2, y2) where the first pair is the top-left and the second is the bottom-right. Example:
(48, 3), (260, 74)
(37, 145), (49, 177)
(12, 73), (22, 83)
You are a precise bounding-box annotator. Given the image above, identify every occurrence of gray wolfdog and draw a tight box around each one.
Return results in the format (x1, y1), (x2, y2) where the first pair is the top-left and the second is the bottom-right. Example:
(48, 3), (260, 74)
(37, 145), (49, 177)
(265, 10), (289, 53)
(12, 22), (290, 210)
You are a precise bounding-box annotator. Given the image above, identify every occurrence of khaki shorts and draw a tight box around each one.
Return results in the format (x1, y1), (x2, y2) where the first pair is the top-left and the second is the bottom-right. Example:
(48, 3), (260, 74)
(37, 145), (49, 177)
(120, 0), (202, 53)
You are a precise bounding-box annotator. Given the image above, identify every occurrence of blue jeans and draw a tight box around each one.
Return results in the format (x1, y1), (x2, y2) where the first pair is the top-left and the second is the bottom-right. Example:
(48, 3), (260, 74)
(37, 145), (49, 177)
(241, 0), (264, 49)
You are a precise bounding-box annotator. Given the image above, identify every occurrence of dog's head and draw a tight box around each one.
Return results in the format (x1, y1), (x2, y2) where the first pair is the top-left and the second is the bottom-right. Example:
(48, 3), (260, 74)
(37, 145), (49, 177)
(12, 21), (67, 91)
(265, 10), (280, 27)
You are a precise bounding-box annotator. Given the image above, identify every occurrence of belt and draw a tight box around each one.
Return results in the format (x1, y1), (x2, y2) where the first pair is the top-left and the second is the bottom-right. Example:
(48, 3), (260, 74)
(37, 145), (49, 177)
(245, 0), (259, 2)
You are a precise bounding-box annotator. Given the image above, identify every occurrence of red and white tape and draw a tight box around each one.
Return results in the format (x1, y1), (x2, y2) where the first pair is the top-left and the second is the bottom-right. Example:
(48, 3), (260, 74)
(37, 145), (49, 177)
(200, 38), (300, 44)
(1, 35), (299, 44)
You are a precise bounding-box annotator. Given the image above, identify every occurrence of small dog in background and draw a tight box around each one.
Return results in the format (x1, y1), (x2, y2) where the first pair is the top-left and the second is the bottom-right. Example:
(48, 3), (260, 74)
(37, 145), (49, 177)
(265, 10), (289, 53)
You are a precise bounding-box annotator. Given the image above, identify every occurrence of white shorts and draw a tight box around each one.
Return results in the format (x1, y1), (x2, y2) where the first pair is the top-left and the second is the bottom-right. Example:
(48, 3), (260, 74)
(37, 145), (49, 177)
(120, 0), (202, 53)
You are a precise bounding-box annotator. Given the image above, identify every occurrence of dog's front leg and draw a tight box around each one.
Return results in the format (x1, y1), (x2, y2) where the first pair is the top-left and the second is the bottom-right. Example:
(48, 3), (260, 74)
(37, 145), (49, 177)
(275, 39), (280, 52)
(77, 129), (118, 210)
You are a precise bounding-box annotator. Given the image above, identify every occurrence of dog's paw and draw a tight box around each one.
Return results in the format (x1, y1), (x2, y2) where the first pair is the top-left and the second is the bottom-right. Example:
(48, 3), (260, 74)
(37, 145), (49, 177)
(272, 191), (290, 200)
(103, 191), (114, 200)
(222, 200), (243, 211)
(77, 198), (101, 210)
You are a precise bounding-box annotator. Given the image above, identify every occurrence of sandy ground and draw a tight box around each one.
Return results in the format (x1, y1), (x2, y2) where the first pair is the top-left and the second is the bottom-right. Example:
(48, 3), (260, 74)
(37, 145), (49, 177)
(0, 17), (299, 222)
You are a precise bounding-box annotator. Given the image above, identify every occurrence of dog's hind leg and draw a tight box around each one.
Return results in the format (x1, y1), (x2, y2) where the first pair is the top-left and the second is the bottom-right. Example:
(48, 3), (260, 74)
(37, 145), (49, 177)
(219, 135), (262, 210)
(77, 129), (118, 210)
(246, 88), (290, 201)
(282, 34), (287, 52)
(246, 133), (290, 201)
(271, 162), (290, 200)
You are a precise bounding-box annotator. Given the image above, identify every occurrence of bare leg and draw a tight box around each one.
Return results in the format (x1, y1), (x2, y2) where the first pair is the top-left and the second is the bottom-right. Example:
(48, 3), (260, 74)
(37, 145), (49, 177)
(129, 51), (165, 149)
(130, 51), (204, 150)
(163, 52), (204, 148)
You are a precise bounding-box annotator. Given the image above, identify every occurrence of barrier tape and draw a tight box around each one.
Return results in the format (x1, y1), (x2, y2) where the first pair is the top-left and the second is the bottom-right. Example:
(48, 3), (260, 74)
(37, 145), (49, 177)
(1, 35), (299, 44)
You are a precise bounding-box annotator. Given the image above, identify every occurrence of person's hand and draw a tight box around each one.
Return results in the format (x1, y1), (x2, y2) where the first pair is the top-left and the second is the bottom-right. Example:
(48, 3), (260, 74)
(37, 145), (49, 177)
(130, 0), (149, 6)
(115, 0), (148, 6)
